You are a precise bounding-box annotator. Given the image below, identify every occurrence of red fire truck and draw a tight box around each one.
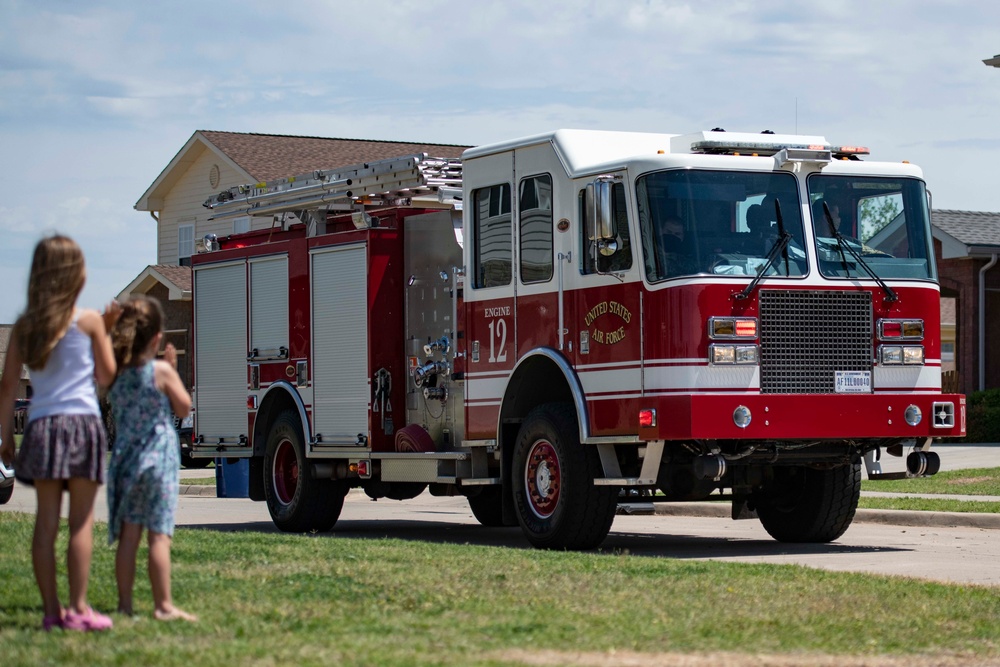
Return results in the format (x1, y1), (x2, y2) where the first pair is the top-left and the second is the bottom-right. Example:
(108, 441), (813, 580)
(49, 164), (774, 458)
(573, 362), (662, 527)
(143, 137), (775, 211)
(195, 129), (965, 549)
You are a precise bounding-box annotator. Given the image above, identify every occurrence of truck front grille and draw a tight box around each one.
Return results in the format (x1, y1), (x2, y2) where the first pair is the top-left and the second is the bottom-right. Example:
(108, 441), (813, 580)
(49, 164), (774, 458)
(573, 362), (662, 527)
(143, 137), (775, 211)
(759, 290), (872, 394)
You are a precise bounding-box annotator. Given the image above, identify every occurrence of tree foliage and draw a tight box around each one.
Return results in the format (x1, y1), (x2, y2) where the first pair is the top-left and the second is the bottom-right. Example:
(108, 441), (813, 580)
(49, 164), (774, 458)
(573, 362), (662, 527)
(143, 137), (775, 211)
(859, 195), (901, 241)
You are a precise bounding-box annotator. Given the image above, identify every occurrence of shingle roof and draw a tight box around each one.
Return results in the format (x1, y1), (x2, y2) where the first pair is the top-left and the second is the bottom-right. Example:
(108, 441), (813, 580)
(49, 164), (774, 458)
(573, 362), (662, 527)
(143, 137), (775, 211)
(932, 210), (1000, 248)
(150, 265), (192, 293)
(198, 131), (470, 183)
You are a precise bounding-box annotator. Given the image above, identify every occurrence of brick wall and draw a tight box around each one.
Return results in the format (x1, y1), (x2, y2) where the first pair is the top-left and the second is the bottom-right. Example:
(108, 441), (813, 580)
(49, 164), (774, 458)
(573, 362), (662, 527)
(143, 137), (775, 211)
(141, 284), (194, 390)
(936, 238), (999, 396)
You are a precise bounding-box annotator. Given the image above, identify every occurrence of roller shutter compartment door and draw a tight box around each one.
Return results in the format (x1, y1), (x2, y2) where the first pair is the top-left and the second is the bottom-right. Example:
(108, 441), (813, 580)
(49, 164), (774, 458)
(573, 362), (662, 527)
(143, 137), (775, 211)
(250, 256), (289, 356)
(194, 261), (248, 443)
(311, 245), (369, 445)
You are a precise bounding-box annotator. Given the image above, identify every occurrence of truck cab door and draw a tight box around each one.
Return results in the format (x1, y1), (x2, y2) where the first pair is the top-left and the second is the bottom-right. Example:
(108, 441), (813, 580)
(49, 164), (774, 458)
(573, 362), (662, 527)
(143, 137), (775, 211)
(463, 151), (516, 440)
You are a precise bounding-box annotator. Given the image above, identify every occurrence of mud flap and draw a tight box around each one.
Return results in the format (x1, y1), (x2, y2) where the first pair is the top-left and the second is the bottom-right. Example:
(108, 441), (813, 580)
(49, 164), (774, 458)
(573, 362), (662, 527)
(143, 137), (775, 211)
(732, 498), (758, 520)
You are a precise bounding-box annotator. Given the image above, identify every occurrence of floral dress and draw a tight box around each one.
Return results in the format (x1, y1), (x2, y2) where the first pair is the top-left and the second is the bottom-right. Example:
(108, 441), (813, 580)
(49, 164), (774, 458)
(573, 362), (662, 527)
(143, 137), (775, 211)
(107, 361), (180, 543)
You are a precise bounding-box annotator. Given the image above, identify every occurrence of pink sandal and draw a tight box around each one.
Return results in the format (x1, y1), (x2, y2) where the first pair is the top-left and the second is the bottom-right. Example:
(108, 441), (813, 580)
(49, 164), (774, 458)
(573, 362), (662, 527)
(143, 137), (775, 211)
(63, 607), (113, 632)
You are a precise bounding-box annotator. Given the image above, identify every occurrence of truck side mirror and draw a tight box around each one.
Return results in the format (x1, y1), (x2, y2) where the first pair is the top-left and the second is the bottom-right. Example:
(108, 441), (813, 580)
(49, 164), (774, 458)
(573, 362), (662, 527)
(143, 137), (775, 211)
(586, 177), (617, 257)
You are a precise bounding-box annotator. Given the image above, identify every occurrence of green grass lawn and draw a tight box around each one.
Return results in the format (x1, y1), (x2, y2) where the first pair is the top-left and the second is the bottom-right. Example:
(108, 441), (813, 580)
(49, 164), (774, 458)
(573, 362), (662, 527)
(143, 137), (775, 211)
(861, 467), (1000, 496)
(858, 496), (1000, 513)
(1, 512), (997, 667)
(858, 467), (1000, 512)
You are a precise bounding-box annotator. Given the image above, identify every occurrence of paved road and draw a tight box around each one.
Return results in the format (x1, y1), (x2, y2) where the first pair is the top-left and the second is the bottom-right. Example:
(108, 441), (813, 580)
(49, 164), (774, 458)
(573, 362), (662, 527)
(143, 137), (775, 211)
(3, 443), (999, 587)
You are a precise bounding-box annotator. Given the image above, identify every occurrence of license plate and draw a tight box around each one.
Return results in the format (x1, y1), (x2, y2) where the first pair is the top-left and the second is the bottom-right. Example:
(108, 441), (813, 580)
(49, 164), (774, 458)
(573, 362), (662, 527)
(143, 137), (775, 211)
(835, 370), (871, 393)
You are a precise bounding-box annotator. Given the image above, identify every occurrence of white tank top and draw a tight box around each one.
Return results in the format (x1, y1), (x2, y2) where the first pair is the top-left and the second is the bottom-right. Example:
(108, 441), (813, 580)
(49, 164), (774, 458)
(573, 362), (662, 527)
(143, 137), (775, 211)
(27, 317), (100, 422)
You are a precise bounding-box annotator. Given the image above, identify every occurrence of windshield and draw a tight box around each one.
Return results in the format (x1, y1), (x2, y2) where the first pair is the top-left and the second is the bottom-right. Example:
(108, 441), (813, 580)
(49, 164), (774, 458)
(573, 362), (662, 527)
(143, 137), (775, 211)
(637, 170), (807, 282)
(807, 175), (935, 281)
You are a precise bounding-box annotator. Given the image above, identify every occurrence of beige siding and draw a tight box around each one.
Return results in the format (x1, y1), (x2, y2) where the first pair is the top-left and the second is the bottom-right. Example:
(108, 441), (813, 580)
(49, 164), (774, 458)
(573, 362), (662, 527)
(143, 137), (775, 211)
(157, 147), (251, 264)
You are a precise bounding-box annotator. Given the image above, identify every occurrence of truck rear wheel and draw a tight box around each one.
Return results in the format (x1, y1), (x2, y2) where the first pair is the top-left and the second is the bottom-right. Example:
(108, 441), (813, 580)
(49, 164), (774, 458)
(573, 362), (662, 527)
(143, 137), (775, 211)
(264, 410), (347, 532)
(0, 484), (12, 504)
(755, 463), (861, 543)
(511, 404), (617, 550)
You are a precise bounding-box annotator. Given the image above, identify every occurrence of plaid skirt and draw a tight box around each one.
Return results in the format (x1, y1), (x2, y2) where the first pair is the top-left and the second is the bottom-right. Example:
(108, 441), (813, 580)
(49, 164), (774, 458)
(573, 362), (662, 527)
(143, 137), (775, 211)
(15, 414), (108, 485)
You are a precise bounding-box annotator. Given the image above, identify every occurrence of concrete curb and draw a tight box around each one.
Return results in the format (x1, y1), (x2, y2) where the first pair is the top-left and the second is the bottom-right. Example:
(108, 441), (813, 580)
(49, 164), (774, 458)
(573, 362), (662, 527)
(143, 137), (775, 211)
(648, 501), (1000, 530)
(179, 484), (217, 497)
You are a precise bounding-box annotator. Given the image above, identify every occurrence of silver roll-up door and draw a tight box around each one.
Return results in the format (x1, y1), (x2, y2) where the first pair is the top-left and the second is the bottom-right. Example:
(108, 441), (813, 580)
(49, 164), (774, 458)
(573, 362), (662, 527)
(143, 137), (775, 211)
(194, 260), (248, 444)
(311, 245), (369, 445)
(250, 256), (288, 354)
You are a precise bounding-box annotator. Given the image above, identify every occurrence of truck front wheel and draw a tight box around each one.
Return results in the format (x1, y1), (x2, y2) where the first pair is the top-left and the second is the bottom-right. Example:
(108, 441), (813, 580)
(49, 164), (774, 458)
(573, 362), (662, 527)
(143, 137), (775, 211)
(511, 404), (617, 550)
(755, 463), (861, 543)
(263, 410), (347, 532)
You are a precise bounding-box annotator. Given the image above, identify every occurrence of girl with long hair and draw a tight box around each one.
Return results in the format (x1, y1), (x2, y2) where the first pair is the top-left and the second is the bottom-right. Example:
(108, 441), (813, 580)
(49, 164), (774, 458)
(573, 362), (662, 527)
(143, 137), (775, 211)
(0, 235), (120, 631)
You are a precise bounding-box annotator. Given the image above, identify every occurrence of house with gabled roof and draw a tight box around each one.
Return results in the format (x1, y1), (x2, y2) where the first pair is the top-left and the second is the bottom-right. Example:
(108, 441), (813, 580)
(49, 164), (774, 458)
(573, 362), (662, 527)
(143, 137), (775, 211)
(134, 131), (469, 266)
(933, 210), (1000, 397)
(124, 131), (469, 388)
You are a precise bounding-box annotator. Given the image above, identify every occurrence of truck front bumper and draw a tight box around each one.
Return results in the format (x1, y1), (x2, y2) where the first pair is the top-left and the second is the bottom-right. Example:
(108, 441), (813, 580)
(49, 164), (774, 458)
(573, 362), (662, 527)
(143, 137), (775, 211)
(637, 393), (966, 442)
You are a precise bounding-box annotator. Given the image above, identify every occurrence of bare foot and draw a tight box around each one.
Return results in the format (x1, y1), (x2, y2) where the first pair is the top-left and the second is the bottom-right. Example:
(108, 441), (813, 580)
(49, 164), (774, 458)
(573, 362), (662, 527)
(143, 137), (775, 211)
(154, 606), (198, 622)
(117, 606), (134, 616)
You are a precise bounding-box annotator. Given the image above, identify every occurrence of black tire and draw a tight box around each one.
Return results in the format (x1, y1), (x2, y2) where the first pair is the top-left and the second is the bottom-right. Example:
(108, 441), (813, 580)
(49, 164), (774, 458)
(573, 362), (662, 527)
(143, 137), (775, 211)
(467, 486), (515, 527)
(0, 484), (12, 505)
(180, 435), (212, 469)
(511, 404), (618, 550)
(181, 452), (213, 469)
(263, 410), (347, 532)
(755, 463), (861, 543)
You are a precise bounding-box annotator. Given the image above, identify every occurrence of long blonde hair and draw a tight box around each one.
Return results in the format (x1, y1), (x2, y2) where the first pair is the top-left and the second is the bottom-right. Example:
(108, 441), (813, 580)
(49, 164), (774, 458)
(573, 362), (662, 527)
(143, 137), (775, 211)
(111, 295), (165, 373)
(14, 235), (87, 370)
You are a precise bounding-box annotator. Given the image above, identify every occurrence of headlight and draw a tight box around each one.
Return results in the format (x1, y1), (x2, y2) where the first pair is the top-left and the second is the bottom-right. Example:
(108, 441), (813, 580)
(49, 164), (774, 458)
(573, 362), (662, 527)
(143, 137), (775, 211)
(879, 345), (924, 365)
(902, 346), (925, 365)
(709, 344), (759, 365)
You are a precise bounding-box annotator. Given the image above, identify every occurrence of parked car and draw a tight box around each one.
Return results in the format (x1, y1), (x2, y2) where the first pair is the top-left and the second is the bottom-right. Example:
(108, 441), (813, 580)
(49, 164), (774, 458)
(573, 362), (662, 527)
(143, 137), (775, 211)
(0, 452), (13, 504)
(176, 409), (210, 469)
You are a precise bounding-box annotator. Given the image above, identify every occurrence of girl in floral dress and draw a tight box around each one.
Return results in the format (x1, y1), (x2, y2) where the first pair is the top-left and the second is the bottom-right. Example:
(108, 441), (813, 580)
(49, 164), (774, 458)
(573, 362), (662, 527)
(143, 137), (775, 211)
(107, 295), (196, 622)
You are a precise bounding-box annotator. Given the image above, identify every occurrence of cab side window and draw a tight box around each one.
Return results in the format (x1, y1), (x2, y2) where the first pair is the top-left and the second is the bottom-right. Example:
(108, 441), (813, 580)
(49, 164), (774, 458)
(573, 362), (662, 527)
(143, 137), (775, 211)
(473, 183), (512, 288)
(519, 174), (553, 283)
(580, 181), (632, 274)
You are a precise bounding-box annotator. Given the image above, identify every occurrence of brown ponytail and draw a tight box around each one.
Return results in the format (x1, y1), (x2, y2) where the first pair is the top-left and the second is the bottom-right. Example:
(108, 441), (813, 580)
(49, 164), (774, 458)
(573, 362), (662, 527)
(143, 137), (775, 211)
(111, 295), (165, 375)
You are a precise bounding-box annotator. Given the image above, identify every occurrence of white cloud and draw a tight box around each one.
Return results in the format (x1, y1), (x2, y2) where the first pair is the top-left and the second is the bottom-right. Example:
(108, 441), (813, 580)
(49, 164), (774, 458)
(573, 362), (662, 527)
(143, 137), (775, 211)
(1, 0), (1000, 323)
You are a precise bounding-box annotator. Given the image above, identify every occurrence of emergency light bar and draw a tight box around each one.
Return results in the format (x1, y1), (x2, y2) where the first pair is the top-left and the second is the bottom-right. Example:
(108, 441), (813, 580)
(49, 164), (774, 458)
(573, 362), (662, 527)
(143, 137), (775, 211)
(677, 131), (869, 162)
(690, 140), (830, 156)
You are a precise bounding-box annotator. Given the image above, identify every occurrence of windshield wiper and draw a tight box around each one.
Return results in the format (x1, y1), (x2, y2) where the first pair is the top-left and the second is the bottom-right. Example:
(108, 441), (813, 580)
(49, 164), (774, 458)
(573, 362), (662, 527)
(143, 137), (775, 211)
(735, 199), (791, 300)
(821, 202), (898, 303)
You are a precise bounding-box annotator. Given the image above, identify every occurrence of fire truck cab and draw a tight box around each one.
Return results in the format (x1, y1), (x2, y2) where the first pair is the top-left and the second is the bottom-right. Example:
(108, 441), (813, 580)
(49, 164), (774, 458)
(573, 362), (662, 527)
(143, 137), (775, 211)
(195, 129), (965, 549)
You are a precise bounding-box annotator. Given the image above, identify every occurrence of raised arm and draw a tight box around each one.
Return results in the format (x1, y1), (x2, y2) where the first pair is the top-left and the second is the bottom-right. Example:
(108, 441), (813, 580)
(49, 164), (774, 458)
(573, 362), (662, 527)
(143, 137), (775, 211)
(155, 345), (191, 419)
(78, 306), (118, 389)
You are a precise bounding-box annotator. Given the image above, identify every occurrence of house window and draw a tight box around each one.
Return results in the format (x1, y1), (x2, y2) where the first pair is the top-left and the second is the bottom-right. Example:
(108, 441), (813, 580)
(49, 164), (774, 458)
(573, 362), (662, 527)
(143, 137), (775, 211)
(178, 224), (195, 262)
(233, 216), (250, 235)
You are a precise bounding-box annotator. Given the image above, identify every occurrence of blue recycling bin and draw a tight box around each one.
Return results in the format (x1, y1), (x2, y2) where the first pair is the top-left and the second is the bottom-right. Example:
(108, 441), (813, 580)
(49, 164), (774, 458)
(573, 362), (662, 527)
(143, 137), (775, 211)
(215, 458), (249, 498)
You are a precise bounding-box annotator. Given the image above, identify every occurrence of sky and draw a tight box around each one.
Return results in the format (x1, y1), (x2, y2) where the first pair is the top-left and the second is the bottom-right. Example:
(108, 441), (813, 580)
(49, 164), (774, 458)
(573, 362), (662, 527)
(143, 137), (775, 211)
(1, 0), (999, 323)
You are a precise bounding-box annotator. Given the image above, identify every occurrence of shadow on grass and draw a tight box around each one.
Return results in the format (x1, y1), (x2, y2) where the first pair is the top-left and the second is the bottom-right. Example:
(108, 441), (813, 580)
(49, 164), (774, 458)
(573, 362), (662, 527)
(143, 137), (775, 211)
(180, 515), (905, 561)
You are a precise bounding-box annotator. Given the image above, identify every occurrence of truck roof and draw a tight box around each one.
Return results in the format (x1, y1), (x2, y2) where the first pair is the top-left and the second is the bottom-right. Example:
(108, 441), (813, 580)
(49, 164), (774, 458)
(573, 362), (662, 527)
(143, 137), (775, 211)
(463, 129), (680, 179)
(461, 128), (867, 180)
